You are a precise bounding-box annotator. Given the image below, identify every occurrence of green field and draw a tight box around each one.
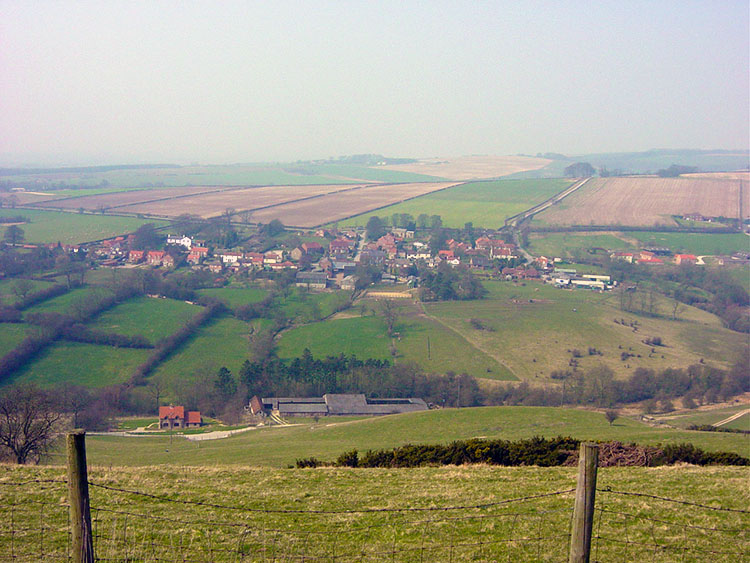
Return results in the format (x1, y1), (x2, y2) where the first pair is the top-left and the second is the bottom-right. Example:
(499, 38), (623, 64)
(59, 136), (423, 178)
(628, 231), (750, 255)
(0, 208), (167, 244)
(151, 315), (253, 396)
(22, 286), (113, 315)
(196, 286), (268, 308)
(279, 280), (745, 382)
(0, 323), (29, 357)
(529, 232), (634, 258)
(654, 405), (750, 431)
(277, 311), (513, 379)
(4, 462), (747, 562)
(7, 341), (151, 387)
(88, 296), (200, 344)
(22, 286), (111, 315)
(297, 163), (445, 183)
(276, 288), (352, 322)
(83, 406), (750, 467)
(423, 281), (745, 381)
(0, 278), (54, 306)
(339, 179), (573, 229)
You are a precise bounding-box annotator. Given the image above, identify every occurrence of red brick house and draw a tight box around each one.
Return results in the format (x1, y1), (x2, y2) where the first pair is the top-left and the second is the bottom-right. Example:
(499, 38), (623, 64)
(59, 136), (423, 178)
(147, 250), (166, 266)
(159, 406), (202, 429)
(128, 250), (145, 264)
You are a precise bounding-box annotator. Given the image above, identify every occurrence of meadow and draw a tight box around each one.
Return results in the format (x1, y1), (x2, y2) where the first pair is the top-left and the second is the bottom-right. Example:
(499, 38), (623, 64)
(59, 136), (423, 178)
(83, 406), (750, 467)
(22, 286), (113, 315)
(654, 404), (750, 431)
(88, 296), (201, 344)
(528, 232), (633, 258)
(0, 208), (166, 244)
(339, 179), (573, 228)
(196, 286), (268, 307)
(0, 278), (53, 305)
(0, 323), (29, 357)
(4, 462), (747, 562)
(627, 231), (750, 255)
(150, 315), (253, 393)
(7, 341), (151, 387)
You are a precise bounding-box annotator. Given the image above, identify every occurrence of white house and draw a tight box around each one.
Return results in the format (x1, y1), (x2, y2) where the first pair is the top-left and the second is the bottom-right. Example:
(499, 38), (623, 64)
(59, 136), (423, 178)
(166, 235), (192, 249)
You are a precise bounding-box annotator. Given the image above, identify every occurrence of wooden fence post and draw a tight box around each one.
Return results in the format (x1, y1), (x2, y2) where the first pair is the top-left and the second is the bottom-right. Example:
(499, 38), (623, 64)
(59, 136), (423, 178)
(569, 442), (598, 563)
(67, 430), (94, 563)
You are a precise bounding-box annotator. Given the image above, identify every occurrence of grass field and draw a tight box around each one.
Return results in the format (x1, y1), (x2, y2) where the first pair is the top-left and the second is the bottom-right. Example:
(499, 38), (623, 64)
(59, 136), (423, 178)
(4, 462), (747, 562)
(22, 286), (113, 316)
(628, 231), (750, 255)
(0, 323), (29, 357)
(7, 341), (151, 387)
(151, 315), (253, 396)
(276, 288), (352, 321)
(0, 208), (167, 244)
(423, 281), (745, 381)
(279, 280), (745, 382)
(528, 232), (634, 258)
(339, 179), (573, 229)
(196, 286), (268, 307)
(82, 406), (750, 467)
(0, 278), (53, 306)
(654, 404), (750, 431)
(88, 296), (201, 344)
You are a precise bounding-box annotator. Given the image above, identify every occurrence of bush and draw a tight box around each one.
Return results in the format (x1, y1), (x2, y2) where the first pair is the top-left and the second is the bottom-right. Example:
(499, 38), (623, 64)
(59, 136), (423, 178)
(336, 449), (359, 468)
(295, 457), (323, 468)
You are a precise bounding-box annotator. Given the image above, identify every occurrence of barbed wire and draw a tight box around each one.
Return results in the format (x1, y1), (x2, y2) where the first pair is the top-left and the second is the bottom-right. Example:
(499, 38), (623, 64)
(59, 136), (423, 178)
(597, 487), (750, 514)
(88, 481), (575, 514)
(596, 506), (748, 534)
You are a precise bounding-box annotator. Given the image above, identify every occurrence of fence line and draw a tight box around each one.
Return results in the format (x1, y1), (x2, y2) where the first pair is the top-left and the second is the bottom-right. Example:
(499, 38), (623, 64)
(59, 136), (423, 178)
(0, 436), (748, 561)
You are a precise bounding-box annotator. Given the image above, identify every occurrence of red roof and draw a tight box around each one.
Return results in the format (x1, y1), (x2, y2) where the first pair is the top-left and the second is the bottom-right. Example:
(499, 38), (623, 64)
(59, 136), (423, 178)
(159, 406), (185, 420)
(186, 411), (202, 424)
(675, 254), (697, 260)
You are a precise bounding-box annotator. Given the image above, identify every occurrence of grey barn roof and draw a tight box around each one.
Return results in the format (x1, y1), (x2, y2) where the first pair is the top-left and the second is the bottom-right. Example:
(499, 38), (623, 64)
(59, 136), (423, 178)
(261, 394), (428, 416)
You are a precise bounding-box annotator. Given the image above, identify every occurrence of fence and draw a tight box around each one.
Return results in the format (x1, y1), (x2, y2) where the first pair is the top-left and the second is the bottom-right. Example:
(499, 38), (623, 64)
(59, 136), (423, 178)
(0, 432), (747, 562)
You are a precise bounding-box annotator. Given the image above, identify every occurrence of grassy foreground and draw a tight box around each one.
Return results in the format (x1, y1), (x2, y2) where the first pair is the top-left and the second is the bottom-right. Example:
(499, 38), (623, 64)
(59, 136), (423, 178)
(81, 407), (750, 468)
(2, 463), (747, 561)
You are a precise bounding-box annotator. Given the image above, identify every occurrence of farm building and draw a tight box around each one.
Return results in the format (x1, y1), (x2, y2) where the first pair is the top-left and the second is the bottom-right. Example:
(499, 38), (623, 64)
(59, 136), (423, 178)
(295, 271), (328, 289)
(256, 394), (428, 417)
(158, 406), (202, 429)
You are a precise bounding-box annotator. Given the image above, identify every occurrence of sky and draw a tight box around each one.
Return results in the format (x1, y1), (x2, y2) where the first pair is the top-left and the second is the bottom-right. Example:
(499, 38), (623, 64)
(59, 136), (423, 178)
(1, 1), (748, 166)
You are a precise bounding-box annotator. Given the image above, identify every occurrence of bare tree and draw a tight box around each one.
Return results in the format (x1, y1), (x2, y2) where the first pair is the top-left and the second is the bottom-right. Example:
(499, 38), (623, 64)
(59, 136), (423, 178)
(0, 385), (61, 464)
(380, 299), (398, 336)
(11, 278), (34, 301)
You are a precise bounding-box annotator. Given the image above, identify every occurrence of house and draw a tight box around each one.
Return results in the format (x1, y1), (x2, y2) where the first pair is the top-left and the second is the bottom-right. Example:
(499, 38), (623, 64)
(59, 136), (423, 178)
(220, 251), (243, 264)
(637, 257), (664, 265)
(264, 250), (284, 265)
(161, 254), (175, 268)
(128, 250), (145, 264)
(358, 249), (386, 265)
(339, 275), (358, 290)
(329, 238), (354, 258)
(158, 406), (202, 429)
(186, 251), (202, 265)
(147, 250), (166, 266)
(391, 227), (414, 239)
(257, 394), (428, 417)
(295, 271), (328, 289)
(674, 254), (697, 265)
(191, 246), (209, 258)
(610, 252), (635, 263)
(166, 235), (192, 249)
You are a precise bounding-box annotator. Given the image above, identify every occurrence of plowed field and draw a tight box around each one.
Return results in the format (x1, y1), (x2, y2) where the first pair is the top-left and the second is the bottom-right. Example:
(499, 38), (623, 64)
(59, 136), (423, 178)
(242, 182), (460, 227)
(35, 185), (231, 211)
(536, 177), (748, 227)
(113, 184), (365, 218)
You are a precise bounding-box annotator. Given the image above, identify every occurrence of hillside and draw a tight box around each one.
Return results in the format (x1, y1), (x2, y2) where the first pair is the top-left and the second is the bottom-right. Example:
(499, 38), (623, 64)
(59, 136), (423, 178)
(83, 406), (750, 468)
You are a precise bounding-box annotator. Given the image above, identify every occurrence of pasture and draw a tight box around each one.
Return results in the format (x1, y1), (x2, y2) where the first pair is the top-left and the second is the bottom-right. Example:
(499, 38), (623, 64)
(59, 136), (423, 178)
(196, 286), (268, 307)
(83, 406), (750, 467)
(151, 315), (253, 394)
(0, 278), (53, 305)
(88, 296), (201, 344)
(0, 323), (29, 357)
(7, 341), (151, 387)
(0, 208), (166, 244)
(422, 281), (745, 381)
(535, 176), (748, 227)
(528, 232), (634, 258)
(627, 231), (750, 255)
(22, 286), (113, 315)
(4, 462), (747, 562)
(654, 404), (750, 431)
(341, 179), (573, 228)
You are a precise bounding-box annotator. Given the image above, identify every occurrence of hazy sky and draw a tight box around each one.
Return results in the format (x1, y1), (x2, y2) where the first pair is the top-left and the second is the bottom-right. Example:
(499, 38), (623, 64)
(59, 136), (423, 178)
(1, 1), (748, 166)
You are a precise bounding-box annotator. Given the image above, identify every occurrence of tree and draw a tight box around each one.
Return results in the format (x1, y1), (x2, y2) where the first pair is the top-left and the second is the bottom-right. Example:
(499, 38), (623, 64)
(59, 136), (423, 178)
(365, 216), (385, 240)
(380, 299), (398, 336)
(563, 162), (595, 177)
(604, 409), (619, 426)
(132, 223), (161, 250)
(11, 278), (34, 301)
(214, 367), (237, 400)
(0, 385), (61, 464)
(3, 224), (24, 246)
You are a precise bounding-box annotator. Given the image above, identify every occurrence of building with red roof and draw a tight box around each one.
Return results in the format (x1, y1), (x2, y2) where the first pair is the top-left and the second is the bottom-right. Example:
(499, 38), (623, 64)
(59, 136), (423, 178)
(159, 405), (202, 429)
